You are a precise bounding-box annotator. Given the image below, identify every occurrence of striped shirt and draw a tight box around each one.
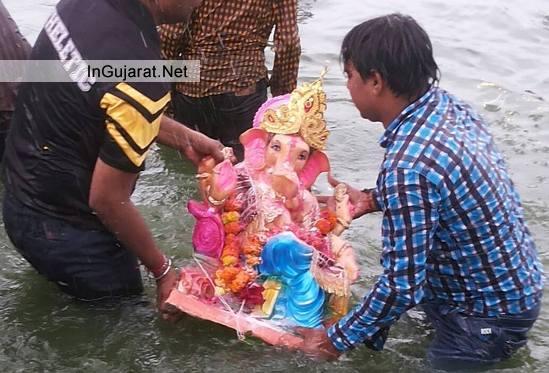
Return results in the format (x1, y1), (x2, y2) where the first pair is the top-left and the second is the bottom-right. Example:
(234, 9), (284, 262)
(159, 0), (300, 98)
(328, 86), (544, 351)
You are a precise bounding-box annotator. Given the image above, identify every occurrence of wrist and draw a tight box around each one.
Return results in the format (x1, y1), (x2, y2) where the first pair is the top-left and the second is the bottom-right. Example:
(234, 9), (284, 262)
(360, 188), (380, 213)
(326, 326), (348, 353)
(149, 255), (173, 281)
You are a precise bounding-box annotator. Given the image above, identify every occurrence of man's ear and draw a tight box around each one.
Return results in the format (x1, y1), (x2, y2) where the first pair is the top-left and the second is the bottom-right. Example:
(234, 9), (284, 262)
(370, 70), (384, 95)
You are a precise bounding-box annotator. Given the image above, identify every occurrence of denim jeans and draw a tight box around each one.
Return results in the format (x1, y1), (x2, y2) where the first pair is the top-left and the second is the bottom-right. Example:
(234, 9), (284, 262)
(3, 193), (143, 300)
(423, 301), (541, 371)
(172, 79), (268, 161)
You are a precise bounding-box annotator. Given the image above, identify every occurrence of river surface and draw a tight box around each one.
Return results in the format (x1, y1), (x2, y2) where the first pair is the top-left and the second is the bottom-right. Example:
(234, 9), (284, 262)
(1, 0), (549, 372)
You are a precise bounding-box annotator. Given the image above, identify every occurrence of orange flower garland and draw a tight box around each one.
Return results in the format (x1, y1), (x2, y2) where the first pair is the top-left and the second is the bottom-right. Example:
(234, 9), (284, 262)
(315, 209), (338, 235)
(214, 195), (262, 295)
(242, 235), (264, 266)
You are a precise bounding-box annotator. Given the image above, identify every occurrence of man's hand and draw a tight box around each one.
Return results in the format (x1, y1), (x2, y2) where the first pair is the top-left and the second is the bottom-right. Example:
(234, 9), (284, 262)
(157, 115), (230, 166)
(294, 327), (342, 361)
(317, 183), (380, 220)
(181, 129), (226, 166)
(90, 159), (182, 319)
(156, 267), (179, 320)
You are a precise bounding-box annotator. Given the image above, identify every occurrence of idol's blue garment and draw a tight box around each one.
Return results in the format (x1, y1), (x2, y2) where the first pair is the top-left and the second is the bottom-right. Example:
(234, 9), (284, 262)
(259, 232), (325, 328)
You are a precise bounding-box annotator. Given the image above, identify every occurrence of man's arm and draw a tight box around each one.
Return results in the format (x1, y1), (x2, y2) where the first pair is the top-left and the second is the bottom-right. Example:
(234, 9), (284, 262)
(94, 83), (223, 313)
(327, 168), (440, 352)
(89, 159), (177, 311)
(157, 114), (225, 165)
(348, 186), (381, 218)
(299, 167), (440, 358)
(316, 184), (380, 219)
(270, 0), (301, 96)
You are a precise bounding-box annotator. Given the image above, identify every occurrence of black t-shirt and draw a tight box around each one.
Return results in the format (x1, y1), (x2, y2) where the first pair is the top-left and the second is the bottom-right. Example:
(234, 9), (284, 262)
(3, 0), (170, 229)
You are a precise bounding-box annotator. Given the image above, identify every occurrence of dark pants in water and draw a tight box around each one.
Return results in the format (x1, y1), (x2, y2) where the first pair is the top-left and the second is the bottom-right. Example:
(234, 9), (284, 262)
(423, 302), (541, 371)
(171, 79), (268, 161)
(2, 193), (143, 300)
(0, 111), (11, 158)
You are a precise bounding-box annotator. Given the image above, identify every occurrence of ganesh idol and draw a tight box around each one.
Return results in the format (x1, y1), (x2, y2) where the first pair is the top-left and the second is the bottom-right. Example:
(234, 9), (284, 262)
(167, 74), (359, 346)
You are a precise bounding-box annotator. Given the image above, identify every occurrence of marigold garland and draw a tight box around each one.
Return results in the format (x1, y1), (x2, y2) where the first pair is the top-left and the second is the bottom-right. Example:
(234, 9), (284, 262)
(215, 201), (262, 296)
(214, 205), (337, 297)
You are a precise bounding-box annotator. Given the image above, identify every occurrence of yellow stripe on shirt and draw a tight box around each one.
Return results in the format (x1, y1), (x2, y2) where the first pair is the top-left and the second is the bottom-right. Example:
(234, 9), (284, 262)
(105, 122), (149, 167)
(114, 82), (171, 116)
(100, 92), (162, 149)
(100, 92), (166, 167)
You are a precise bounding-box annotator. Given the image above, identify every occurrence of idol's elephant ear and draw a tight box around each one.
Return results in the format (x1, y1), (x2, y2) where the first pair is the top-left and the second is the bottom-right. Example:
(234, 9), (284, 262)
(239, 127), (270, 171)
(187, 200), (224, 258)
(298, 150), (330, 190)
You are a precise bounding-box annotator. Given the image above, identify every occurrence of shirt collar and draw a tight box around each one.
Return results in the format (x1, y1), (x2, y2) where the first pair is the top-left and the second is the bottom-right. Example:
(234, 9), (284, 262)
(379, 86), (437, 148)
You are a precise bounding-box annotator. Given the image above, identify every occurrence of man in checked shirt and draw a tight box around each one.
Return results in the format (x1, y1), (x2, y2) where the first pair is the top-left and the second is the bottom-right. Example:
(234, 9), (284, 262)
(159, 0), (300, 160)
(298, 14), (544, 370)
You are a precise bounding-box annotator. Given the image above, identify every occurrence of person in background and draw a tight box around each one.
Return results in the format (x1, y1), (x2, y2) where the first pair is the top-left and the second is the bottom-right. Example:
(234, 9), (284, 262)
(297, 14), (544, 370)
(2, 0), (226, 317)
(159, 0), (301, 160)
(0, 0), (31, 158)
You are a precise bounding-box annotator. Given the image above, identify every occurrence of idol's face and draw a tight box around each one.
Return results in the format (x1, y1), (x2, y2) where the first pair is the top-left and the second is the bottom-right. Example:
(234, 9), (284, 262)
(265, 134), (311, 174)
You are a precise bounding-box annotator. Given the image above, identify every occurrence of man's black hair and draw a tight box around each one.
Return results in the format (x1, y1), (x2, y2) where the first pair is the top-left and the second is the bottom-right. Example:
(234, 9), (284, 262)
(341, 13), (440, 100)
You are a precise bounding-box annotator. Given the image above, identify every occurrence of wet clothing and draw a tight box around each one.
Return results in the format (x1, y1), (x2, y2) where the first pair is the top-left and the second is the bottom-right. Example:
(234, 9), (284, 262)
(171, 79), (268, 160)
(328, 87), (544, 362)
(3, 0), (170, 230)
(0, 0), (31, 157)
(424, 302), (541, 370)
(159, 0), (300, 97)
(159, 0), (299, 160)
(2, 0), (170, 298)
(3, 193), (143, 300)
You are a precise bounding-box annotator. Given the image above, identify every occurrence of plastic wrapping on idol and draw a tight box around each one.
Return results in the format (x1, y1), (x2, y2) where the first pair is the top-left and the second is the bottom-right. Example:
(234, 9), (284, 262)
(167, 72), (360, 346)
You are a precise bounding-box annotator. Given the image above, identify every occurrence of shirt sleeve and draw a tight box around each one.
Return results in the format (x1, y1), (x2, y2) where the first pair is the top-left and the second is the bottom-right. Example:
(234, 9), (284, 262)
(328, 167), (441, 351)
(270, 0), (301, 96)
(99, 82), (171, 173)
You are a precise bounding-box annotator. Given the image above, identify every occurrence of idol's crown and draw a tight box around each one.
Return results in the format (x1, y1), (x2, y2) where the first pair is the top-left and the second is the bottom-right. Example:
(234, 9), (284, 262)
(259, 69), (329, 150)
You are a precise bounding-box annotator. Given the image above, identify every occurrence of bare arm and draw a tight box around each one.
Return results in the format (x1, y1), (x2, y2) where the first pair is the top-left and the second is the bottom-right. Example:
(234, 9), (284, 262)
(89, 159), (177, 311)
(157, 114), (225, 165)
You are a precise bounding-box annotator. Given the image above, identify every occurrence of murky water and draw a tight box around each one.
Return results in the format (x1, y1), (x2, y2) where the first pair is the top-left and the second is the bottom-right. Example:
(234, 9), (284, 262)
(2, 0), (549, 371)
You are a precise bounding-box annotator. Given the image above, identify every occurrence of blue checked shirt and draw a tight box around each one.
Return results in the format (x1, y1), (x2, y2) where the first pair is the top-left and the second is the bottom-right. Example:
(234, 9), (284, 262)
(328, 87), (544, 352)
